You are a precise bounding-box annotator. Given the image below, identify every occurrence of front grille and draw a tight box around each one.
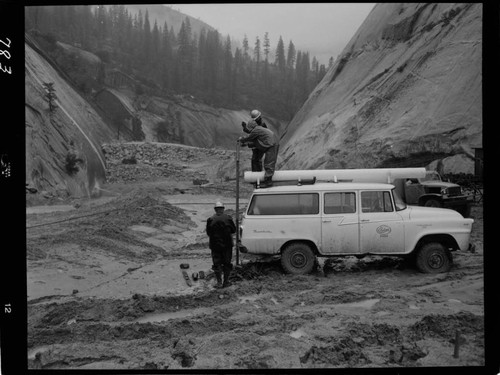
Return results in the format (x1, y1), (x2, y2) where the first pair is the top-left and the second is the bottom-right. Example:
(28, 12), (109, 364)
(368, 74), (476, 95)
(447, 187), (462, 196)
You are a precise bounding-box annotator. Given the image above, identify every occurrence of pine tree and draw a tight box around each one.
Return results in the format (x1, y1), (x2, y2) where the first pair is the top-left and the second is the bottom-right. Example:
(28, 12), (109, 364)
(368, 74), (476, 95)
(254, 36), (261, 75)
(43, 82), (58, 112)
(275, 36), (286, 72)
(286, 40), (296, 69)
(223, 36), (233, 102)
(233, 47), (242, 102)
(263, 32), (270, 62)
(143, 10), (152, 65)
(242, 34), (249, 60)
(160, 21), (173, 90)
(329, 56), (334, 69)
(177, 18), (194, 92)
(197, 28), (207, 90)
(254, 36), (261, 63)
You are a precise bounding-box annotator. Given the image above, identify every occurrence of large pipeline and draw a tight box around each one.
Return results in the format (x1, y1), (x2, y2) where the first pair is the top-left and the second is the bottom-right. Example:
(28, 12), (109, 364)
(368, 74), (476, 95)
(243, 168), (426, 184)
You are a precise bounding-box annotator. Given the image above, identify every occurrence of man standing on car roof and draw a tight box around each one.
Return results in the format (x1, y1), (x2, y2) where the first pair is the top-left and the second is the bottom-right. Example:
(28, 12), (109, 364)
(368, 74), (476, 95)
(239, 109), (279, 188)
(206, 201), (236, 288)
(241, 109), (269, 173)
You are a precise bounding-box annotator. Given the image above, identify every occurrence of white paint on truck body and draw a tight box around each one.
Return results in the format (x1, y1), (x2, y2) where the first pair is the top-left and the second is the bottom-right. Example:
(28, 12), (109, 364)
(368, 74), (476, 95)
(239, 181), (473, 257)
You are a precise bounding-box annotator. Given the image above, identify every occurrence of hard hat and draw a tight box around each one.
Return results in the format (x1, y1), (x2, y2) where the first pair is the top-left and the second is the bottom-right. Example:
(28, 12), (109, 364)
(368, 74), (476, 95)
(246, 119), (257, 132)
(214, 201), (224, 208)
(250, 109), (261, 120)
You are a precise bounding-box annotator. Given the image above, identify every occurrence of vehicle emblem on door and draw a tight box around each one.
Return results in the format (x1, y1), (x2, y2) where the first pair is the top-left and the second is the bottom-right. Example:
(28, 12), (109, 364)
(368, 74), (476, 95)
(376, 225), (391, 237)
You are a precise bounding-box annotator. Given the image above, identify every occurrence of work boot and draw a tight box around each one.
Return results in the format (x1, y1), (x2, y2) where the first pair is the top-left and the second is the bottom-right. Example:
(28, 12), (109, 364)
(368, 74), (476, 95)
(260, 178), (273, 188)
(222, 270), (231, 288)
(214, 271), (223, 288)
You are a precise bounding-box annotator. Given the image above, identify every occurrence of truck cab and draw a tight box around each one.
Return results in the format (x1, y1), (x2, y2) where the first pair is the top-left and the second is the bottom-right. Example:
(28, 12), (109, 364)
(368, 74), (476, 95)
(394, 170), (472, 217)
(238, 180), (474, 275)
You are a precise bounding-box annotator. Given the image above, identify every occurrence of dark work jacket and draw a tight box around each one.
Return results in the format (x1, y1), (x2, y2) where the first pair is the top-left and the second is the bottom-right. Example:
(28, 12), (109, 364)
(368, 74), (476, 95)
(206, 213), (236, 249)
(240, 126), (278, 152)
(242, 119), (268, 133)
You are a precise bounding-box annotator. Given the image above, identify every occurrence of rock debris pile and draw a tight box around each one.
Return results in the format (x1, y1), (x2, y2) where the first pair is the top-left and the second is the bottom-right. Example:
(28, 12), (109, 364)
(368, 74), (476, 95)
(102, 142), (234, 184)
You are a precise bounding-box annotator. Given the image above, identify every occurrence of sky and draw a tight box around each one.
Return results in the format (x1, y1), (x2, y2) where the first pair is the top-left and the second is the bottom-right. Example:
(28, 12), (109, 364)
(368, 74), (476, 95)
(170, 3), (376, 66)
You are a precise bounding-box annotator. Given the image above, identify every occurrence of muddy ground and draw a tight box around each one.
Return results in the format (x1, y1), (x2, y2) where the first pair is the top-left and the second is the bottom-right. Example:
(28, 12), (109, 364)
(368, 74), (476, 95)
(25, 142), (485, 370)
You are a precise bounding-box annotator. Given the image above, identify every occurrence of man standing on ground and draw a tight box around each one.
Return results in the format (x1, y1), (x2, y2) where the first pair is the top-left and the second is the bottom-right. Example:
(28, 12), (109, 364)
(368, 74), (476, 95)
(206, 201), (236, 288)
(239, 110), (279, 188)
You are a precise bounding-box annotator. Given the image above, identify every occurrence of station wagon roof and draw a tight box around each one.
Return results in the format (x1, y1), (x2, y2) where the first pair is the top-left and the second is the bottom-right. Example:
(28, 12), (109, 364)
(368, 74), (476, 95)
(252, 182), (395, 193)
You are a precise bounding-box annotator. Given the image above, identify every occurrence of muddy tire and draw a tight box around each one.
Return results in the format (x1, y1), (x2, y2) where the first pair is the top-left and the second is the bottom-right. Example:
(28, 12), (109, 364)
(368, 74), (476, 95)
(415, 242), (452, 273)
(281, 242), (316, 275)
(424, 199), (442, 208)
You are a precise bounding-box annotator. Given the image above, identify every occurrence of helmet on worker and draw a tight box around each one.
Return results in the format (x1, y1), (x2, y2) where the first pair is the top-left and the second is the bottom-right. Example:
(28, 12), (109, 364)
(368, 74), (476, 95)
(214, 201), (225, 209)
(250, 109), (261, 121)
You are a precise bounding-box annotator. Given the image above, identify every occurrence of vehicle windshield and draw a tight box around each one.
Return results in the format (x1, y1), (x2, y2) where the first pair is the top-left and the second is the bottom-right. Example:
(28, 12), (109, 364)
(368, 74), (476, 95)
(392, 188), (407, 211)
(421, 171), (441, 182)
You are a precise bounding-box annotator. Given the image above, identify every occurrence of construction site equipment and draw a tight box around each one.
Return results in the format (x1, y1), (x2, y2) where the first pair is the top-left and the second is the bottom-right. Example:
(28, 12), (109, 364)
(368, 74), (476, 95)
(244, 168), (427, 186)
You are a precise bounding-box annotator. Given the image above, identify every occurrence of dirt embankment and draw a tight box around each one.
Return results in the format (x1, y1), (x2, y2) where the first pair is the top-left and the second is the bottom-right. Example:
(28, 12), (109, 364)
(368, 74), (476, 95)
(26, 142), (485, 370)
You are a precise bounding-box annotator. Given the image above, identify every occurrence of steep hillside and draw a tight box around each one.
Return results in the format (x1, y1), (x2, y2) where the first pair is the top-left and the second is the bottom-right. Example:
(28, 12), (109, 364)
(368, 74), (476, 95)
(95, 88), (283, 149)
(25, 36), (114, 197)
(279, 3), (482, 174)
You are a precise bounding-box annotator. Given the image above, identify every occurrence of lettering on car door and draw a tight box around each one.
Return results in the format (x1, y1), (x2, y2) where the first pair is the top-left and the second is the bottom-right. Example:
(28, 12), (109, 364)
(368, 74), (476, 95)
(359, 190), (404, 253)
(321, 192), (360, 254)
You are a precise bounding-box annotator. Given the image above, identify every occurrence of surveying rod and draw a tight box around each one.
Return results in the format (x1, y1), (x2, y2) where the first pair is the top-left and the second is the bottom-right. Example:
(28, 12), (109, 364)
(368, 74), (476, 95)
(235, 138), (240, 266)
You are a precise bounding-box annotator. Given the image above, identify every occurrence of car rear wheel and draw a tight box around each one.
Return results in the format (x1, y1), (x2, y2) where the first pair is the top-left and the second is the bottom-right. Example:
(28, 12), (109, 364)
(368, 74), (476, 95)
(415, 242), (452, 273)
(281, 243), (316, 275)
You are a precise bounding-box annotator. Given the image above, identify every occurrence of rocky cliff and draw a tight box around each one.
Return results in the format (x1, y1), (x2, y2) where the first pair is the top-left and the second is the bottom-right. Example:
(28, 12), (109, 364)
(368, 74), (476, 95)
(279, 3), (482, 174)
(25, 36), (114, 198)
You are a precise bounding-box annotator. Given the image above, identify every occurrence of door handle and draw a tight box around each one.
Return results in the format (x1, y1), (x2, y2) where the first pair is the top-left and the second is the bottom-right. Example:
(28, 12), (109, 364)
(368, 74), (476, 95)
(361, 219), (370, 222)
(322, 220), (331, 223)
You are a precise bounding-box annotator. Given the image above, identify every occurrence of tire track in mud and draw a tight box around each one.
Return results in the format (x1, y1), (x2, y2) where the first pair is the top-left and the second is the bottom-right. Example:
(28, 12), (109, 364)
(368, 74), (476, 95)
(28, 258), (485, 369)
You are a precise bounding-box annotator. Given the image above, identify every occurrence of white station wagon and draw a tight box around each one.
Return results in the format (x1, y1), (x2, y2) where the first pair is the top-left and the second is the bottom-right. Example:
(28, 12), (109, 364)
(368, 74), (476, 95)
(238, 181), (474, 274)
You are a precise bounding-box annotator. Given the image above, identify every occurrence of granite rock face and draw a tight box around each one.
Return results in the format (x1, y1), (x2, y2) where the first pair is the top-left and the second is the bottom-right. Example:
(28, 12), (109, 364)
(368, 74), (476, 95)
(25, 39), (114, 197)
(279, 3), (482, 174)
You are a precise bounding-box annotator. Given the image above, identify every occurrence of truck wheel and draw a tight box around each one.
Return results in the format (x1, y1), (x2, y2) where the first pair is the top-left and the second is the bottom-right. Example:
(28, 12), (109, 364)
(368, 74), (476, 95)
(424, 199), (442, 208)
(415, 243), (452, 273)
(281, 243), (316, 275)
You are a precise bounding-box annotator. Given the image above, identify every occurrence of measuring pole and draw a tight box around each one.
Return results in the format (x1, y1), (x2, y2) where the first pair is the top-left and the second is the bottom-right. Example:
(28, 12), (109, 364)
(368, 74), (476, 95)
(235, 139), (240, 266)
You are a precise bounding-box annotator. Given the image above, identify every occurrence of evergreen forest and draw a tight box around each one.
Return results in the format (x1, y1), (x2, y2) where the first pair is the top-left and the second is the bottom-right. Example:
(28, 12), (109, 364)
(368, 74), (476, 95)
(25, 5), (331, 121)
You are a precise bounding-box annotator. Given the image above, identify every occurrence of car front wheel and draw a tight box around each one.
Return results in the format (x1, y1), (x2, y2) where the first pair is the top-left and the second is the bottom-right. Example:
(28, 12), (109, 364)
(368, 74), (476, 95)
(281, 242), (316, 275)
(415, 242), (452, 273)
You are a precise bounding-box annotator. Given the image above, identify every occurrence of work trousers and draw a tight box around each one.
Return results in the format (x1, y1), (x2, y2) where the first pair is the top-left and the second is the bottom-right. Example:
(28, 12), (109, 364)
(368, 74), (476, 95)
(263, 143), (279, 180)
(251, 148), (265, 172)
(211, 244), (233, 273)
(251, 144), (279, 179)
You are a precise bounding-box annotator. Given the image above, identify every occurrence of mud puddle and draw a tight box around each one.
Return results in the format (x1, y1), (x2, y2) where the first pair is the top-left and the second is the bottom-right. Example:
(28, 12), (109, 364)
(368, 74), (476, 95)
(136, 306), (213, 323)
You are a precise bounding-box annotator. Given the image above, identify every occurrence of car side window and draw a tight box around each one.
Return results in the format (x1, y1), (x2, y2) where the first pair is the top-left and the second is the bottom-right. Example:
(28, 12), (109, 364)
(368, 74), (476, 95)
(248, 193), (319, 215)
(324, 192), (356, 214)
(361, 191), (394, 213)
